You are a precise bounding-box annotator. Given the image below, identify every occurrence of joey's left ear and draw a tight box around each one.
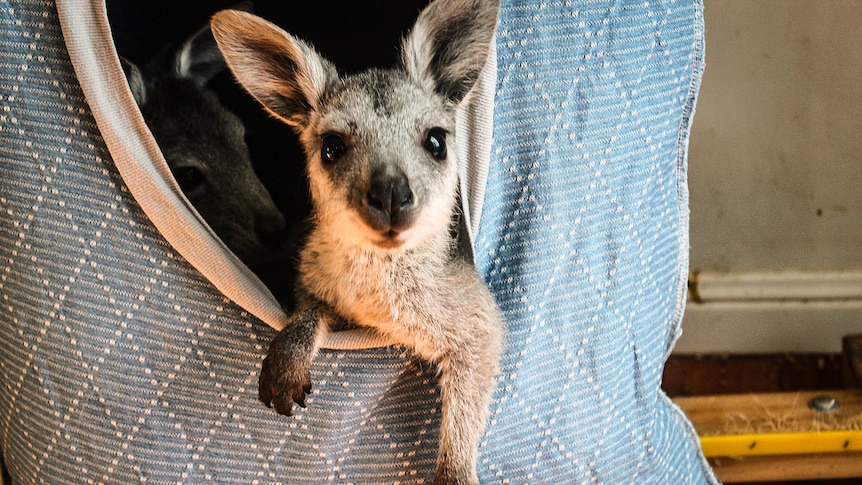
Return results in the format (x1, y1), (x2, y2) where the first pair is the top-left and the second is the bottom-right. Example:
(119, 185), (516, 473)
(174, 3), (254, 85)
(211, 9), (337, 128)
(174, 23), (226, 85)
(401, 0), (500, 105)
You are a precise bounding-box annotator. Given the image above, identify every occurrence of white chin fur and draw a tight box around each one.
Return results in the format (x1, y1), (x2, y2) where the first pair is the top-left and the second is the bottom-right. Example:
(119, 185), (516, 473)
(373, 228), (420, 251)
(347, 211), (443, 252)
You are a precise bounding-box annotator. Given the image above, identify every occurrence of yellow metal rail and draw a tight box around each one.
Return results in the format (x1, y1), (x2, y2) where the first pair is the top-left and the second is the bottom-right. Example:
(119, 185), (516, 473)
(700, 429), (862, 457)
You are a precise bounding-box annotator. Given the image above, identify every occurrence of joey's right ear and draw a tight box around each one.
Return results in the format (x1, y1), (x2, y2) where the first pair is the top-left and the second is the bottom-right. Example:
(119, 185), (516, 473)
(120, 57), (147, 107)
(210, 10), (337, 128)
(402, 0), (499, 105)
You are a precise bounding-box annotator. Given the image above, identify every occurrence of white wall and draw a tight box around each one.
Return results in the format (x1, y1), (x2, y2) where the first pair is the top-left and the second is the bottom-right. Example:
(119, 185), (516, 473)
(676, 0), (862, 353)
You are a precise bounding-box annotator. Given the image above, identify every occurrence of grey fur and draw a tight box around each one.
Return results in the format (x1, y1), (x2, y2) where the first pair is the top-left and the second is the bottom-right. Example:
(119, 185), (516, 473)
(121, 16), (289, 270)
(211, 1), (503, 483)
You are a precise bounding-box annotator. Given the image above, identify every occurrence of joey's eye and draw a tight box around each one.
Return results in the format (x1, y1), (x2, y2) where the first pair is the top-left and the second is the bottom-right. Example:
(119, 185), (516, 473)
(423, 128), (447, 161)
(172, 166), (205, 193)
(321, 133), (347, 164)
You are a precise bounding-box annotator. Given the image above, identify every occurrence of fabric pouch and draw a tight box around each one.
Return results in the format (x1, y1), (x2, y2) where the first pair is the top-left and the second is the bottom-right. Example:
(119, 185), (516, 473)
(0, 0), (717, 483)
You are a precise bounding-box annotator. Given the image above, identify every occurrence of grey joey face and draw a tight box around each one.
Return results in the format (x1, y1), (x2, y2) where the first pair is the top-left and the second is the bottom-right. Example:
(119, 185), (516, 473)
(301, 69), (460, 250)
(211, 1), (498, 253)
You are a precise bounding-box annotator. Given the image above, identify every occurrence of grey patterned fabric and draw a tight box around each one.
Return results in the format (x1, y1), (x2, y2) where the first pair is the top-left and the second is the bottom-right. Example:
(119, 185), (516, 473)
(0, 0), (718, 484)
(56, 0), (292, 332)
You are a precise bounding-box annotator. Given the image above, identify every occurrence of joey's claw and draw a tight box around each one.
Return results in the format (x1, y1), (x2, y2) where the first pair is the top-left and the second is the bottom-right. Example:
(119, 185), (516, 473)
(259, 384), (273, 408)
(272, 393), (295, 416)
(258, 356), (277, 407)
(295, 391), (307, 408)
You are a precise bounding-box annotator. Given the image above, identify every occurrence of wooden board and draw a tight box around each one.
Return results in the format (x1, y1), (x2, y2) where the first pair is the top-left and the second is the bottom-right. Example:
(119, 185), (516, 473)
(674, 390), (862, 482)
(707, 453), (862, 482)
(674, 389), (862, 439)
(663, 353), (845, 397)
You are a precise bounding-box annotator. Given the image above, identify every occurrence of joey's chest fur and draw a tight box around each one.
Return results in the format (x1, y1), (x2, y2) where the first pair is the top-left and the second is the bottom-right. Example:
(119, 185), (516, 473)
(300, 230), (451, 333)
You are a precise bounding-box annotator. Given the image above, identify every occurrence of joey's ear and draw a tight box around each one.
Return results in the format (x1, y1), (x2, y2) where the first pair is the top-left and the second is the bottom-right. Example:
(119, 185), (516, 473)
(177, 2), (255, 84)
(120, 57), (147, 106)
(210, 9), (337, 128)
(174, 22), (227, 86)
(401, 0), (499, 105)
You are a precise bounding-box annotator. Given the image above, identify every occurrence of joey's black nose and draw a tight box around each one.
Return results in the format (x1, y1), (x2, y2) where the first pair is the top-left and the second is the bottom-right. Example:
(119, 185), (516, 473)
(366, 174), (413, 217)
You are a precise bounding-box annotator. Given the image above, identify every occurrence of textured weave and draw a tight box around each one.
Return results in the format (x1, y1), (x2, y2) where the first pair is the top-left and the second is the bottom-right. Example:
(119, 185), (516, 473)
(475, 1), (711, 484)
(475, 1), (713, 482)
(0, 0), (717, 484)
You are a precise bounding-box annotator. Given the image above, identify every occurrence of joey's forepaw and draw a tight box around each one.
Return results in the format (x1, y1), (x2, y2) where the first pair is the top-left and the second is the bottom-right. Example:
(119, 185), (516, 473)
(258, 342), (313, 416)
